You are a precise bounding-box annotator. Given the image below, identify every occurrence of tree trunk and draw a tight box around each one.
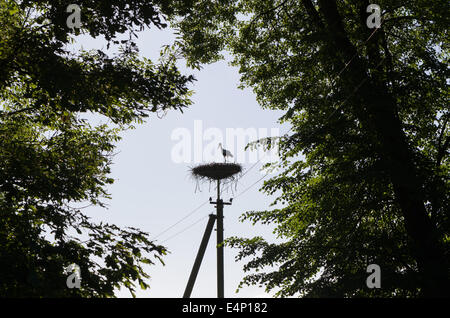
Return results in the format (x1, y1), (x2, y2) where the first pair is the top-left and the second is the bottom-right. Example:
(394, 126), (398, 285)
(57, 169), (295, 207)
(314, 0), (449, 297)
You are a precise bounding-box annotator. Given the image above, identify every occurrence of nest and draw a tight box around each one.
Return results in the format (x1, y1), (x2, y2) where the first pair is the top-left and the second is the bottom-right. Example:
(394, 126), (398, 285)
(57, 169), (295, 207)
(190, 162), (242, 181)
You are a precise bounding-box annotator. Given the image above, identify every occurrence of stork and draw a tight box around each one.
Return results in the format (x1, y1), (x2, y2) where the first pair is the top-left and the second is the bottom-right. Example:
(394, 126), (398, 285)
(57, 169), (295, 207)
(218, 143), (233, 162)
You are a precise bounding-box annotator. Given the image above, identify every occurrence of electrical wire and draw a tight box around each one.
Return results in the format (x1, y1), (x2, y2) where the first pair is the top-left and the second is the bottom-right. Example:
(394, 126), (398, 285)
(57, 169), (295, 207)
(149, 201), (209, 240)
(160, 214), (210, 243)
(160, 172), (272, 243)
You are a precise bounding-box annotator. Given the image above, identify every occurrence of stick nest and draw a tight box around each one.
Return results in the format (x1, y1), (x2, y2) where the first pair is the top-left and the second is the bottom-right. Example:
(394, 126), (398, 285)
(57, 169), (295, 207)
(190, 162), (243, 181)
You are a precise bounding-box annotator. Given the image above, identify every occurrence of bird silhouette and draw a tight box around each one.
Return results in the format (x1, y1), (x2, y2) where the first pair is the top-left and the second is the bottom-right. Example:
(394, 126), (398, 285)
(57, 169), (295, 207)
(218, 143), (233, 163)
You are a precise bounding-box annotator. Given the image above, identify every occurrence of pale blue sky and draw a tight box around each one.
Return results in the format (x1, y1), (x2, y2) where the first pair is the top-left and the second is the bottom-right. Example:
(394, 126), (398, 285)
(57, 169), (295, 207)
(71, 25), (290, 298)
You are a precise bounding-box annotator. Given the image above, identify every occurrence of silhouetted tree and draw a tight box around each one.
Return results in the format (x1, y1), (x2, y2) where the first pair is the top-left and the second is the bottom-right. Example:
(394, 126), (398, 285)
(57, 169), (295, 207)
(0, 0), (194, 297)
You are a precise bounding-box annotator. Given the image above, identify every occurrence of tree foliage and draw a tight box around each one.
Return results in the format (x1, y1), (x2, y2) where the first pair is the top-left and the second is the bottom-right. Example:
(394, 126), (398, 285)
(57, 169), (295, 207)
(169, 0), (449, 297)
(0, 0), (194, 297)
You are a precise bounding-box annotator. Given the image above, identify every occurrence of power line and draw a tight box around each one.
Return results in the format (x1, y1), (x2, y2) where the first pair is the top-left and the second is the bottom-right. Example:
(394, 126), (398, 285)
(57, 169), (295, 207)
(335, 28), (379, 80)
(160, 214), (209, 243)
(220, 157), (264, 195)
(160, 172), (274, 243)
(235, 172), (270, 199)
(150, 201), (209, 240)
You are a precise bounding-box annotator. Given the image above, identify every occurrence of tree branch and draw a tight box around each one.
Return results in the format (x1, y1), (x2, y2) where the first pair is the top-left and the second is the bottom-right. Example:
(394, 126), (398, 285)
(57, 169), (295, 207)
(0, 107), (37, 117)
(301, 0), (325, 30)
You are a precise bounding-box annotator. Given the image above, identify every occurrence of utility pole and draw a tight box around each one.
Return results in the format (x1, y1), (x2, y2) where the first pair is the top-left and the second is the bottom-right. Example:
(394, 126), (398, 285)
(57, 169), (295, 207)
(186, 162), (238, 298)
(210, 180), (231, 298)
(215, 180), (225, 298)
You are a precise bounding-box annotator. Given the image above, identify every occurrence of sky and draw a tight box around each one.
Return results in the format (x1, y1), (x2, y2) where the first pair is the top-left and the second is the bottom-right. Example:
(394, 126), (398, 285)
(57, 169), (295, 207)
(70, 24), (290, 298)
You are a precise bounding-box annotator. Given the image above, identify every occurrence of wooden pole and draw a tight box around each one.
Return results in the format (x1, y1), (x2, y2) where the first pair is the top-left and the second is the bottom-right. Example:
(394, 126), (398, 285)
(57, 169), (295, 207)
(216, 179), (224, 298)
(183, 214), (217, 298)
